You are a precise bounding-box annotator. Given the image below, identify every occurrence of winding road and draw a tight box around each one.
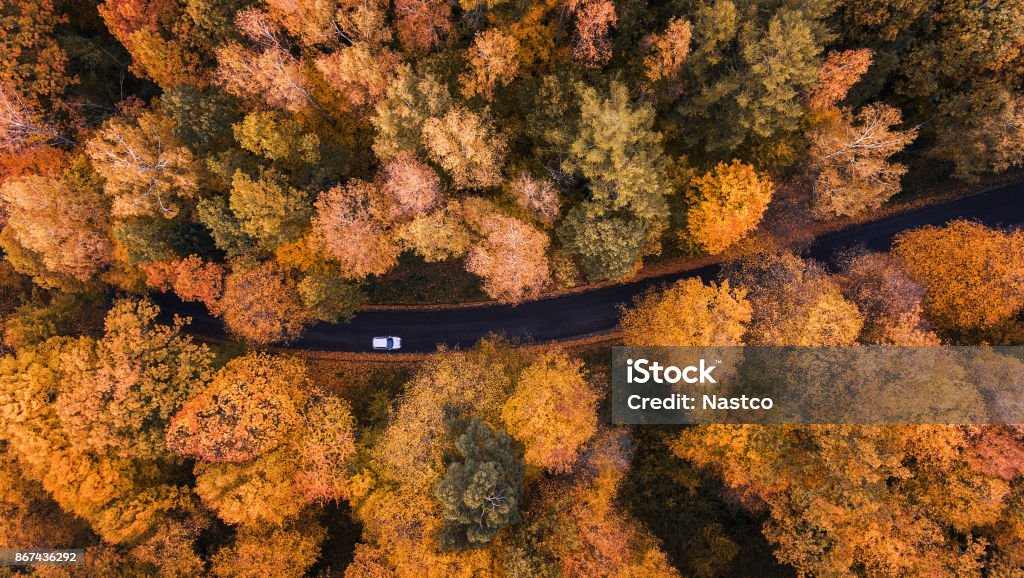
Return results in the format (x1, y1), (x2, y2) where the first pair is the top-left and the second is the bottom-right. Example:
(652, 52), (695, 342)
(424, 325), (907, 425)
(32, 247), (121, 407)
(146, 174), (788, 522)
(157, 180), (1024, 353)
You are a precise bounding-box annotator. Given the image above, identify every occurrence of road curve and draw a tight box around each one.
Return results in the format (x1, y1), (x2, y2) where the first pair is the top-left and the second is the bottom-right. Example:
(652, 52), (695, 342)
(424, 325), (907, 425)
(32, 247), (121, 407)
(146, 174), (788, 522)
(156, 180), (1024, 353)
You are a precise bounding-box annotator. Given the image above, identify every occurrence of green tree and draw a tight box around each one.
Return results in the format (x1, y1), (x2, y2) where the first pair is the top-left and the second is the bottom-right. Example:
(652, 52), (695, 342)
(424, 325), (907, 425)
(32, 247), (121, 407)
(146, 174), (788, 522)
(161, 85), (241, 155)
(676, 0), (831, 163)
(297, 269), (366, 323)
(434, 418), (524, 549)
(557, 202), (648, 282)
(567, 82), (671, 231)
(233, 111), (320, 168)
(228, 169), (312, 250)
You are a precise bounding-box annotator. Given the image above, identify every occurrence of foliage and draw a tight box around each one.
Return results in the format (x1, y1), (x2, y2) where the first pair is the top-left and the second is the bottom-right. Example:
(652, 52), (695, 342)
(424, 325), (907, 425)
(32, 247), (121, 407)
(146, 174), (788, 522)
(674, 424), (1021, 576)
(728, 249), (864, 346)
(557, 202), (648, 282)
(218, 261), (314, 344)
(313, 180), (402, 279)
(501, 351), (598, 473)
(622, 279), (751, 346)
(0, 169), (111, 286)
(809, 104), (917, 218)
(434, 418), (524, 549)
(567, 82), (670, 230)
(229, 168), (312, 249)
(465, 213), (551, 303)
(684, 160), (773, 254)
(837, 251), (939, 345)
(461, 29), (521, 100)
(57, 299), (214, 461)
(422, 107), (507, 190)
(86, 109), (200, 219)
(166, 353), (309, 463)
(643, 18), (692, 84)
(893, 220), (1024, 331)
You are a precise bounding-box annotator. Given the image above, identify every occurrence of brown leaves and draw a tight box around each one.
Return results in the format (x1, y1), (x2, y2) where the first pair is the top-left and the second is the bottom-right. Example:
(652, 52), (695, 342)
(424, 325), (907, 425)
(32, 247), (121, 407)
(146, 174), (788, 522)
(166, 353), (309, 463)
(381, 152), (442, 219)
(567, 0), (617, 68)
(809, 104), (917, 218)
(643, 18), (692, 83)
(0, 174), (111, 283)
(312, 179), (401, 278)
(218, 262), (314, 344)
(893, 220), (1024, 330)
(394, 0), (452, 54)
(142, 256), (224, 310)
(460, 29), (521, 100)
(466, 213), (552, 303)
(808, 49), (874, 111)
(837, 251), (939, 345)
(294, 397), (358, 502)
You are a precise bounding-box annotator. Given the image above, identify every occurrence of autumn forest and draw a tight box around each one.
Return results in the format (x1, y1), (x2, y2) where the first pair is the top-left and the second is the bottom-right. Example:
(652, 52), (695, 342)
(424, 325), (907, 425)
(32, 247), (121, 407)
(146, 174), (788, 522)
(2, 0), (1024, 575)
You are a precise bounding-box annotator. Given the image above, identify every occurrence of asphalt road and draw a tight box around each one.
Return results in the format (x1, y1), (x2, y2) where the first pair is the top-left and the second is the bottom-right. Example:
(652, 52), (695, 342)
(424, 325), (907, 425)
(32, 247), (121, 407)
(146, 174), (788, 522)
(156, 180), (1024, 353)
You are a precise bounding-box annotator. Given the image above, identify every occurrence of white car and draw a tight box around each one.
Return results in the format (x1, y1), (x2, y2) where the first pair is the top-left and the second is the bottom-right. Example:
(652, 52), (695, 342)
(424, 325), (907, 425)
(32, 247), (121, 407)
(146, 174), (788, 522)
(372, 336), (402, 351)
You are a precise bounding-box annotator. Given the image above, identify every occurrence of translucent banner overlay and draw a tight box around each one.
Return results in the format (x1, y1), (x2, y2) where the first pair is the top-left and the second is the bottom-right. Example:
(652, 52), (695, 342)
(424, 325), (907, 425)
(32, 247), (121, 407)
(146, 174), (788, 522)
(611, 347), (1024, 424)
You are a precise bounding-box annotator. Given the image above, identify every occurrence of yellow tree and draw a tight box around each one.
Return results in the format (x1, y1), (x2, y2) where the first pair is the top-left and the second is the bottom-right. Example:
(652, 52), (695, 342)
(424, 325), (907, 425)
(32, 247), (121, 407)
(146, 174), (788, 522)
(56, 299), (214, 461)
(85, 109), (199, 219)
(685, 160), (773, 255)
(210, 512), (326, 578)
(729, 249), (863, 345)
(621, 279), (752, 346)
(355, 339), (523, 575)
(194, 449), (307, 526)
(893, 220), (1024, 331)
(294, 396), (359, 503)
(674, 424), (1014, 576)
(421, 107), (507, 189)
(0, 311), (209, 547)
(397, 200), (472, 262)
(166, 353), (309, 463)
(501, 351), (599, 473)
